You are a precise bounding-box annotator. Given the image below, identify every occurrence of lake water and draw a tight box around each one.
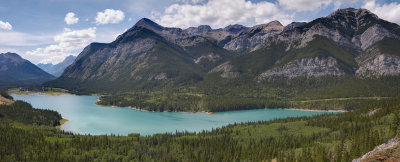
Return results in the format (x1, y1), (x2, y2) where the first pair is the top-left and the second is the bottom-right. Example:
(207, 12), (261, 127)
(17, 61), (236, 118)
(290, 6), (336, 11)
(11, 93), (333, 136)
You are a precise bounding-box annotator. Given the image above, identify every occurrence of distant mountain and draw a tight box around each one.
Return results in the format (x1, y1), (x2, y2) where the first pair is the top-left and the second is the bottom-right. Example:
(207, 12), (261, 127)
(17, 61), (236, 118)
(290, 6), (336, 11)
(223, 8), (400, 79)
(47, 8), (400, 94)
(0, 53), (55, 86)
(37, 55), (76, 77)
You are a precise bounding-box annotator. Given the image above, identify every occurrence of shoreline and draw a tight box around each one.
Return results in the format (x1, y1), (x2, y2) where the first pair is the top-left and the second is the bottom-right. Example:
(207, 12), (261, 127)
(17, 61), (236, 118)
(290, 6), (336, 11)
(283, 108), (348, 113)
(18, 92), (347, 114)
(56, 118), (69, 129)
(127, 106), (215, 114)
(95, 97), (214, 114)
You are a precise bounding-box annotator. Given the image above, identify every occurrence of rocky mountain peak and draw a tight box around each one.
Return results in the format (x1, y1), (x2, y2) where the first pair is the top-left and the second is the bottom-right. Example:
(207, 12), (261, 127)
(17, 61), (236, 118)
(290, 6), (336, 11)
(0, 52), (26, 65)
(64, 55), (76, 61)
(185, 25), (213, 35)
(0, 52), (55, 84)
(283, 22), (307, 32)
(327, 8), (378, 20)
(1, 52), (22, 58)
(197, 25), (212, 31)
(250, 20), (284, 33)
(224, 24), (248, 34)
(321, 8), (380, 35)
(134, 18), (164, 32)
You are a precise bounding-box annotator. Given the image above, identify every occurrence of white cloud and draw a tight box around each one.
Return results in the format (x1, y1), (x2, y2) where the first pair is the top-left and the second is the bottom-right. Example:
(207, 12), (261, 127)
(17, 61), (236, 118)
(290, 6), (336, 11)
(0, 48), (22, 54)
(0, 20), (12, 30)
(278, 0), (369, 12)
(156, 0), (294, 28)
(333, 0), (366, 9)
(175, 0), (204, 4)
(95, 9), (125, 25)
(363, 0), (400, 25)
(0, 31), (52, 46)
(64, 12), (79, 25)
(278, 0), (331, 12)
(26, 27), (96, 64)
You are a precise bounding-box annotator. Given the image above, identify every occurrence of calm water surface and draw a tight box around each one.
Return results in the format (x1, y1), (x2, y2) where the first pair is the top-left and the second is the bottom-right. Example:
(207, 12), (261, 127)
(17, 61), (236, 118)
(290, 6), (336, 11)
(12, 93), (333, 136)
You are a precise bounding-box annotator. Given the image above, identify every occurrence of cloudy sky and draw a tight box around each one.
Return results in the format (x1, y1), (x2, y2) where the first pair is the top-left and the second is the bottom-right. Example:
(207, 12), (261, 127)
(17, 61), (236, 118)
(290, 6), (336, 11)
(0, 0), (399, 64)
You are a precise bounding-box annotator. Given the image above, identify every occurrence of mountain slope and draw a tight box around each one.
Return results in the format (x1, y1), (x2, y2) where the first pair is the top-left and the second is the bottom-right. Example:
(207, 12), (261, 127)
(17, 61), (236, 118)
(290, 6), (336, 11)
(218, 8), (400, 79)
(37, 55), (76, 77)
(0, 53), (55, 86)
(47, 24), (232, 92)
(47, 8), (400, 103)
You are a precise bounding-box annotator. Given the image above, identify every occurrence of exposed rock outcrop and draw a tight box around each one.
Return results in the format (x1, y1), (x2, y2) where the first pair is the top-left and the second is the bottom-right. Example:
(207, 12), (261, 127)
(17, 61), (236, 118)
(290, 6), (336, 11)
(258, 57), (345, 79)
(360, 24), (400, 50)
(64, 37), (157, 80)
(223, 21), (284, 51)
(209, 61), (240, 78)
(209, 61), (233, 73)
(185, 25), (212, 36)
(194, 53), (221, 64)
(356, 54), (400, 77)
(282, 22), (307, 32)
(352, 138), (400, 162)
(149, 73), (168, 80)
(273, 8), (399, 51)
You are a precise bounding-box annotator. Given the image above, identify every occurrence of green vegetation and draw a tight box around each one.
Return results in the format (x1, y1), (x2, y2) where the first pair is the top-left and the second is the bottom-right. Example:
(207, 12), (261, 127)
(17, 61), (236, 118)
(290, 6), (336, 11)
(1, 92), (400, 161)
(8, 87), (69, 96)
(0, 101), (61, 126)
(97, 75), (400, 112)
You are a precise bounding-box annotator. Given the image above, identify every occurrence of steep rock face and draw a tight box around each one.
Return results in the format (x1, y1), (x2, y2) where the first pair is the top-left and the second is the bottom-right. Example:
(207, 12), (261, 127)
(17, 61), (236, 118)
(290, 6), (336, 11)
(355, 38), (400, 78)
(258, 57), (345, 79)
(274, 8), (400, 51)
(356, 54), (400, 77)
(223, 21), (284, 51)
(360, 24), (400, 50)
(134, 18), (188, 40)
(62, 37), (157, 80)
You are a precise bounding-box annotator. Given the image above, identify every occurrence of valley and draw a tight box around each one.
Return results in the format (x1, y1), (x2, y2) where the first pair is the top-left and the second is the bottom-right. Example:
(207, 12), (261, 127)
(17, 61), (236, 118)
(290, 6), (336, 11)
(1, 6), (400, 161)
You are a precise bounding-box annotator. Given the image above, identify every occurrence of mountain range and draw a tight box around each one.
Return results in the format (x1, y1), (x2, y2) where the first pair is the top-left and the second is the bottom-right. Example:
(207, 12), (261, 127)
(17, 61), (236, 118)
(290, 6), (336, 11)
(37, 55), (76, 77)
(0, 52), (55, 87)
(45, 8), (400, 95)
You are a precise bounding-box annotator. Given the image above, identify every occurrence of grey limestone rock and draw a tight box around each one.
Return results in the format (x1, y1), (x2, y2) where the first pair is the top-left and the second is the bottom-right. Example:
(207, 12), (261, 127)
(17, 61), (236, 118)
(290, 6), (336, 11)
(258, 57), (345, 79)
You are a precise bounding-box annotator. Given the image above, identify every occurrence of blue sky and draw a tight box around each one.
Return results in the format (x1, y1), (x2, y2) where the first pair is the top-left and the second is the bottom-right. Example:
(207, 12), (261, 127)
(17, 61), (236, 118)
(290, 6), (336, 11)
(0, 0), (399, 64)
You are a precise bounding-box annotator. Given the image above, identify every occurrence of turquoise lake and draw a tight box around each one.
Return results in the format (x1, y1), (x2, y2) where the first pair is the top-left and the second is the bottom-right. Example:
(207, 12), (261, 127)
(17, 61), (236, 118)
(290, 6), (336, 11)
(11, 93), (333, 136)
